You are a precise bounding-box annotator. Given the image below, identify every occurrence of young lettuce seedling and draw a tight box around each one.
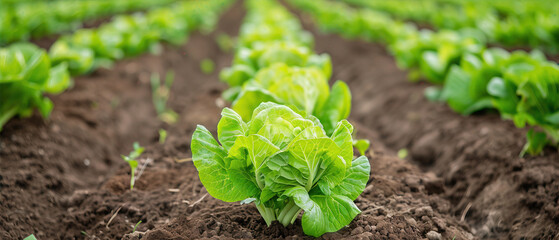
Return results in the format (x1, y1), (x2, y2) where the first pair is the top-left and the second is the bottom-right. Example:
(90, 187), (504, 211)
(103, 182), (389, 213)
(132, 220), (142, 233)
(159, 129), (168, 144)
(191, 102), (370, 237)
(122, 142), (145, 190)
(216, 33), (234, 52)
(151, 71), (178, 124)
(353, 139), (370, 156)
(397, 148), (408, 159)
(200, 58), (215, 74)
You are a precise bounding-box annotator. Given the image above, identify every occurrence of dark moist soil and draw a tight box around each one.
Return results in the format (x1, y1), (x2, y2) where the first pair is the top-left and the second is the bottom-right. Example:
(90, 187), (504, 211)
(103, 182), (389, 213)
(1, 1), (554, 240)
(288, 5), (559, 240)
(0, 1), (240, 238)
(1, 1), (474, 239)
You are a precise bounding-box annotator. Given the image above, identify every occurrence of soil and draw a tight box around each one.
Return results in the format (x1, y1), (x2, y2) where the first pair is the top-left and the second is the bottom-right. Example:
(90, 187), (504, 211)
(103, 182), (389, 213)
(289, 6), (559, 240)
(1, 2), (239, 238)
(0, 1), (557, 240)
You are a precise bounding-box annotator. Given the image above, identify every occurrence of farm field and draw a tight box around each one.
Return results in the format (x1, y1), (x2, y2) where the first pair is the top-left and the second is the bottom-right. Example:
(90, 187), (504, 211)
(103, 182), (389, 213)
(1, 0), (558, 239)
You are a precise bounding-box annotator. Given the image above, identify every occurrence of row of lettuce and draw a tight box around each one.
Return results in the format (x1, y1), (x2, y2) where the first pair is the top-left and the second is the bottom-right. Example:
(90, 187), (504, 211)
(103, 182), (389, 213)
(0, 0), (232, 131)
(290, 0), (559, 156)
(191, 0), (370, 237)
(0, 0), (180, 46)
(341, 0), (559, 54)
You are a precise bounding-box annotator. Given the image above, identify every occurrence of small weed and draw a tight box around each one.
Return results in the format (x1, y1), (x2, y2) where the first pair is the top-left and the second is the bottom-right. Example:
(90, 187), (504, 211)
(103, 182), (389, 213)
(397, 148), (408, 159)
(122, 142), (145, 190)
(151, 71), (178, 124)
(159, 129), (168, 144)
(200, 58), (215, 74)
(352, 139), (370, 155)
(110, 98), (120, 108)
(133, 220), (142, 233)
(216, 33), (234, 52)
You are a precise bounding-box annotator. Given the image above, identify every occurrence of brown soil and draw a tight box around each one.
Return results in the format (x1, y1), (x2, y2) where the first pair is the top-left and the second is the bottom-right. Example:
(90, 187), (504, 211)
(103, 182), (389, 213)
(290, 7), (559, 240)
(0, 1), (555, 240)
(1, 1), (239, 238)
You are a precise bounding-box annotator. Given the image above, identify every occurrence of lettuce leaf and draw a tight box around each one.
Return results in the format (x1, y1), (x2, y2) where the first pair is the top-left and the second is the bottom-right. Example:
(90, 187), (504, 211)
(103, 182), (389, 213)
(0, 43), (71, 130)
(191, 103), (370, 237)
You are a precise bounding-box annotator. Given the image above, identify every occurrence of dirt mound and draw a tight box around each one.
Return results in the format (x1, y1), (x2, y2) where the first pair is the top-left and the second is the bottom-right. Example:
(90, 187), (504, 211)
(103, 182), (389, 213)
(290, 9), (559, 239)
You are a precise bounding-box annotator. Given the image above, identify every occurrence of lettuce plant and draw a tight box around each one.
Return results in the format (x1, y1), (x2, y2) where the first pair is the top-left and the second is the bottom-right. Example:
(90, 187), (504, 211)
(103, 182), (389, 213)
(512, 64), (559, 155)
(0, 0), (178, 45)
(191, 102), (370, 237)
(150, 71), (178, 124)
(353, 139), (370, 155)
(292, 0), (559, 155)
(48, 0), (232, 75)
(228, 63), (350, 135)
(122, 142), (145, 190)
(220, 43), (331, 88)
(0, 43), (71, 130)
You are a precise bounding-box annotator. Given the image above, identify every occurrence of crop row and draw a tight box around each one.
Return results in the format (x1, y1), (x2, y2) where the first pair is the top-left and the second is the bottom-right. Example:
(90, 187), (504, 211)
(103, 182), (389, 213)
(0, 0), (178, 45)
(290, 0), (559, 155)
(0, 0), (233, 131)
(49, 0), (228, 75)
(342, 0), (559, 53)
(190, 0), (370, 237)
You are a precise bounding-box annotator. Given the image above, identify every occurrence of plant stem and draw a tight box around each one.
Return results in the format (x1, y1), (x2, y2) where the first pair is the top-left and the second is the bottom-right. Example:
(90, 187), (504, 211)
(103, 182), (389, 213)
(290, 209), (303, 224)
(130, 168), (135, 190)
(256, 201), (302, 227)
(277, 200), (301, 227)
(283, 204), (301, 226)
(277, 200), (295, 221)
(256, 204), (276, 226)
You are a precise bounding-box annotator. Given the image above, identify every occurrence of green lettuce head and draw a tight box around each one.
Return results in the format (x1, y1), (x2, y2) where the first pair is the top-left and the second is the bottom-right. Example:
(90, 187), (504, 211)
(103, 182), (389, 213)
(191, 102), (370, 237)
(228, 63), (350, 135)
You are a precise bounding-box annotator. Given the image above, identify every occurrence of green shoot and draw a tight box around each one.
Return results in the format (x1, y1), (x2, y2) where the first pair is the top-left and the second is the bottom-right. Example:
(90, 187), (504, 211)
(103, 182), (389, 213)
(151, 71), (178, 124)
(397, 148), (408, 159)
(23, 234), (37, 240)
(353, 139), (370, 155)
(216, 33), (234, 52)
(81, 231), (89, 236)
(200, 58), (215, 74)
(133, 220), (142, 233)
(159, 129), (168, 144)
(121, 142), (145, 190)
(520, 129), (548, 157)
(111, 98), (120, 108)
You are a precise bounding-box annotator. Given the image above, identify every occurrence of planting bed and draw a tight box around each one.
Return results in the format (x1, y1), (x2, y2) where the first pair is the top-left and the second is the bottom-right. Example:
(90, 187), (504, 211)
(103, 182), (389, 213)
(289, 7), (559, 240)
(0, 1), (557, 240)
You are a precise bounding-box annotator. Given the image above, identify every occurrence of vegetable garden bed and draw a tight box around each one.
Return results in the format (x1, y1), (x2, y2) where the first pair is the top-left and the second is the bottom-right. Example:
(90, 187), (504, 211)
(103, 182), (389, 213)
(1, 0), (557, 239)
(291, 11), (559, 239)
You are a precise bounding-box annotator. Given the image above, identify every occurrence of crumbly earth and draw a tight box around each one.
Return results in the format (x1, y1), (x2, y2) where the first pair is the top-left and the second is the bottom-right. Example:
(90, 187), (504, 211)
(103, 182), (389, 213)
(289, 6), (559, 240)
(1, 1), (556, 240)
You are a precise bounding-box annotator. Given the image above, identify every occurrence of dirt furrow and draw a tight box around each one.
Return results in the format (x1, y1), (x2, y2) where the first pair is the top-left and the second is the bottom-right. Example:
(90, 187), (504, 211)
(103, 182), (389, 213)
(289, 6), (559, 240)
(0, 1), (240, 238)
